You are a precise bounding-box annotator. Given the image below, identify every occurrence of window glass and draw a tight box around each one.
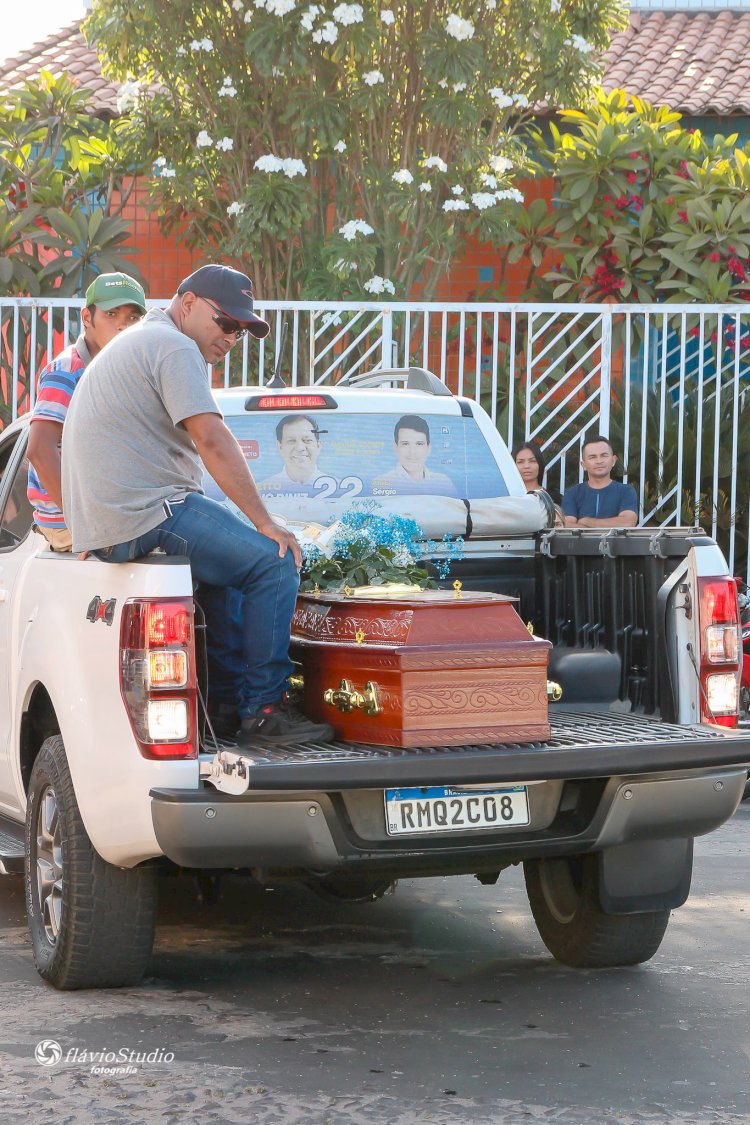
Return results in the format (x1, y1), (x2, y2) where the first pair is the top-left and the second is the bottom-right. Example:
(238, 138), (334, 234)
(0, 453), (34, 548)
(207, 412), (509, 524)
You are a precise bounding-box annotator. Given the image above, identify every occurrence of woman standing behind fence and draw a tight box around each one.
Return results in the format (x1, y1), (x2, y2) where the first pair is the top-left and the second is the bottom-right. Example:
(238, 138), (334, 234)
(513, 442), (562, 505)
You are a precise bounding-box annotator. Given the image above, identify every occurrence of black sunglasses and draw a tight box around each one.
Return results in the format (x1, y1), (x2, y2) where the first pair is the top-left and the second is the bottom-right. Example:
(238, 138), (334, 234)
(198, 296), (248, 341)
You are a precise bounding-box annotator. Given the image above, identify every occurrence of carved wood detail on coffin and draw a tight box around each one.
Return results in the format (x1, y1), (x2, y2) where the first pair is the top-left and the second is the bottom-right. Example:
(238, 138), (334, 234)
(292, 605), (413, 645)
(402, 678), (546, 718)
(397, 649), (549, 671)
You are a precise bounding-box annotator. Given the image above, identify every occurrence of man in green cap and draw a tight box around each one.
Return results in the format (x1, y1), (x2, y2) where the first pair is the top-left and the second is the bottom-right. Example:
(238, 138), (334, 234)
(27, 271), (147, 551)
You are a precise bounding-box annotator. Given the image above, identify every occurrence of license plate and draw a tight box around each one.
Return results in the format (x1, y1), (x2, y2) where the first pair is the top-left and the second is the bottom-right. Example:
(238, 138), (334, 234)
(384, 785), (529, 836)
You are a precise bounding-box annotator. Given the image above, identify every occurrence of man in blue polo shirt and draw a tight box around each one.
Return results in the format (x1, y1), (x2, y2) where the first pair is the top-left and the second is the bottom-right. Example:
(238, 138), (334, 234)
(562, 434), (638, 528)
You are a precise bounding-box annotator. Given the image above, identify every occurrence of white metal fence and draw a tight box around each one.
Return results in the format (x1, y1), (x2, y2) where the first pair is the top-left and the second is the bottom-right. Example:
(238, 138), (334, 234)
(2, 296), (750, 575)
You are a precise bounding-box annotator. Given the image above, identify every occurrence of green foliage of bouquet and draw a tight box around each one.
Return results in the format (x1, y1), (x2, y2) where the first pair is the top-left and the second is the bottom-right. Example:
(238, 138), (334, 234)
(299, 505), (463, 592)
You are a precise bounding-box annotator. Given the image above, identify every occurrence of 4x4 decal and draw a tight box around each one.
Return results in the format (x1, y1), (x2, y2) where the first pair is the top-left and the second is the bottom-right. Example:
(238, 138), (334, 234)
(86, 596), (116, 626)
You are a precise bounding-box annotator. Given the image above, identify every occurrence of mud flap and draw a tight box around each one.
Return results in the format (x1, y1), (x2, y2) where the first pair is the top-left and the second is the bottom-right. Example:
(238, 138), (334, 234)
(598, 837), (693, 914)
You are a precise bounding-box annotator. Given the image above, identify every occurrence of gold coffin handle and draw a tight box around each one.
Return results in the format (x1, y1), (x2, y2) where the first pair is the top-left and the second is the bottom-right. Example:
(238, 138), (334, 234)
(323, 678), (382, 716)
(547, 680), (563, 702)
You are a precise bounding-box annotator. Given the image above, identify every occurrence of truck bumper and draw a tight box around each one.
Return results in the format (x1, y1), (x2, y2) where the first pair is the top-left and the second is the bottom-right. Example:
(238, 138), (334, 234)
(150, 767), (746, 872)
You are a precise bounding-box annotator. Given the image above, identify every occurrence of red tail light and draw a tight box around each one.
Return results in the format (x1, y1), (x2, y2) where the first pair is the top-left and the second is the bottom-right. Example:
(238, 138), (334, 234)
(697, 577), (740, 728)
(120, 598), (198, 759)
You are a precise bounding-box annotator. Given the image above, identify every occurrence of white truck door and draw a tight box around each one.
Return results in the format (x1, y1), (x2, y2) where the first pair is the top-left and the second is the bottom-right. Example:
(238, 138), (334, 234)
(0, 431), (38, 808)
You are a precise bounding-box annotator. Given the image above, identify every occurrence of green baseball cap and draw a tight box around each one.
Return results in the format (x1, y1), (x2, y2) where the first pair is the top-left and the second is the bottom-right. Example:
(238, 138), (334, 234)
(85, 272), (147, 314)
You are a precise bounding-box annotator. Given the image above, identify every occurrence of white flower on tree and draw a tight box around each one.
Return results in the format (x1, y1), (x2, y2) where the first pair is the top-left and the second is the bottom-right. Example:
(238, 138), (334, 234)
(486, 0), (497, 7)
(196, 130), (214, 148)
(363, 70), (385, 86)
(154, 156), (167, 167)
(339, 219), (375, 240)
(451, 185), (464, 195)
(244, 9), (253, 20)
(565, 34), (593, 54)
(489, 154), (513, 174)
(513, 93), (529, 107)
(312, 20), (338, 42)
(480, 172), (497, 188)
(116, 80), (139, 113)
(227, 201), (246, 215)
(332, 3), (363, 25)
(423, 155), (448, 173)
(216, 137), (234, 151)
(380, 9), (395, 23)
(254, 154), (284, 171)
(334, 140), (347, 153)
(550, 0), (561, 9)
(300, 4), (320, 31)
(333, 258), (358, 273)
(443, 198), (470, 211)
(219, 78), (237, 97)
(438, 78), (448, 88)
(176, 46), (186, 55)
(364, 276), (396, 294)
(232, 0), (244, 9)
(453, 81), (467, 92)
(162, 168), (176, 178)
(489, 88), (513, 109)
(392, 168), (413, 184)
(190, 38), (214, 51)
(471, 191), (496, 210)
(419, 182), (432, 193)
(496, 187), (524, 203)
(265, 0), (297, 14)
(254, 154), (307, 177)
(445, 14), (474, 41)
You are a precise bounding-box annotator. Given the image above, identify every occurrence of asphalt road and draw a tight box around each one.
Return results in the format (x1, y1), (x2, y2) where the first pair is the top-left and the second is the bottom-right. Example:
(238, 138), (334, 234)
(0, 804), (748, 1124)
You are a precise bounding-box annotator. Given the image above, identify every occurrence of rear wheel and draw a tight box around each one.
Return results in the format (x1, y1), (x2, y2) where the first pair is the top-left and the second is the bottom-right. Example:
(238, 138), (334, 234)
(524, 854), (671, 968)
(25, 735), (157, 989)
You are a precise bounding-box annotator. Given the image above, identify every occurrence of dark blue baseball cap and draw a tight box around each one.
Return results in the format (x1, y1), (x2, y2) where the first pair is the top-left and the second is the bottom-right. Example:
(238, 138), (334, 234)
(177, 264), (270, 339)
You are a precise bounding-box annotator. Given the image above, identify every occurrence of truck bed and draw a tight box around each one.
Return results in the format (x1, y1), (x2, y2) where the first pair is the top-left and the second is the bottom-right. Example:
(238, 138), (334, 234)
(195, 711), (750, 792)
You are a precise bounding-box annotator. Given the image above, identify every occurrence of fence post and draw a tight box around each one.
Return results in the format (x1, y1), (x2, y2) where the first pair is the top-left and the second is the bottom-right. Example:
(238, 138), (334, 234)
(381, 307), (393, 370)
(599, 310), (612, 438)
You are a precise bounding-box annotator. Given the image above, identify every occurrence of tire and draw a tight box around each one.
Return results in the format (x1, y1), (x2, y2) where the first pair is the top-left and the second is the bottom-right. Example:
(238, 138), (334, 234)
(524, 855), (671, 969)
(25, 734), (157, 989)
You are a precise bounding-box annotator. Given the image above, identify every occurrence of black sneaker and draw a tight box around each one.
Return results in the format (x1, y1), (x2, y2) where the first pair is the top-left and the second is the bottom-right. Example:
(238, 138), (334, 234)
(238, 699), (335, 745)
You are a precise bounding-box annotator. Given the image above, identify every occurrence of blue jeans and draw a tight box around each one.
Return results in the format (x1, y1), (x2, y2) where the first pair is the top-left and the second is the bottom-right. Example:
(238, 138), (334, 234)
(95, 493), (298, 716)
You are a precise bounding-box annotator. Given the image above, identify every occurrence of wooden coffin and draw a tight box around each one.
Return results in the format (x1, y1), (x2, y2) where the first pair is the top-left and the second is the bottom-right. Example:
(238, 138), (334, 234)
(290, 588), (551, 747)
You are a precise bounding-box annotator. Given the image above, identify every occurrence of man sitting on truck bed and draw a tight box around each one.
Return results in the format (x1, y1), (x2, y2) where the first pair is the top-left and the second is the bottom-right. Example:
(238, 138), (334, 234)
(562, 434), (638, 529)
(61, 264), (334, 746)
(27, 272), (147, 552)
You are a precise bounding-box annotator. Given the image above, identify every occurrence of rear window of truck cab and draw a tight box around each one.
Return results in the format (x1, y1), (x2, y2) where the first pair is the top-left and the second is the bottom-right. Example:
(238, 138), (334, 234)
(205, 401), (513, 526)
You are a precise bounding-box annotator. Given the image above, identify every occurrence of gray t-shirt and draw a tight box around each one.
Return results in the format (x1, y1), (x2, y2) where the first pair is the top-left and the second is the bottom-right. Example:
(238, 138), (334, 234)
(62, 308), (220, 552)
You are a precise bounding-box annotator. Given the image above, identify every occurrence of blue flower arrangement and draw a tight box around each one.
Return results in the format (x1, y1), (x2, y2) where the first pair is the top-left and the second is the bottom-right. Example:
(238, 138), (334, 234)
(299, 503), (464, 593)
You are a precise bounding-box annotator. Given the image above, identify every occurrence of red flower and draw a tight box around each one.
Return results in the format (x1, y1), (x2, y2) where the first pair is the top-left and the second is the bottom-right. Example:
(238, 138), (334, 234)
(709, 251), (721, 262)
(615, 195), (629, 210)
(603, 208), (614, 218)
(728, 257), (747, 281)
(678, 210), (688, 222)
(603, 194), (611, 202)
(629, 152), (639, 159)
(728, 246), (736, 253)
(665, 196), (674, 204)
(626, 171), (638, 183)
(631, 195), (644, 211)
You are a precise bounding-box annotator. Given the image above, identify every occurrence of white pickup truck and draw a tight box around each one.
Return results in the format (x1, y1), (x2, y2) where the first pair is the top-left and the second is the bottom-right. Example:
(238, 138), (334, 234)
(0, 370), (748, 990)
